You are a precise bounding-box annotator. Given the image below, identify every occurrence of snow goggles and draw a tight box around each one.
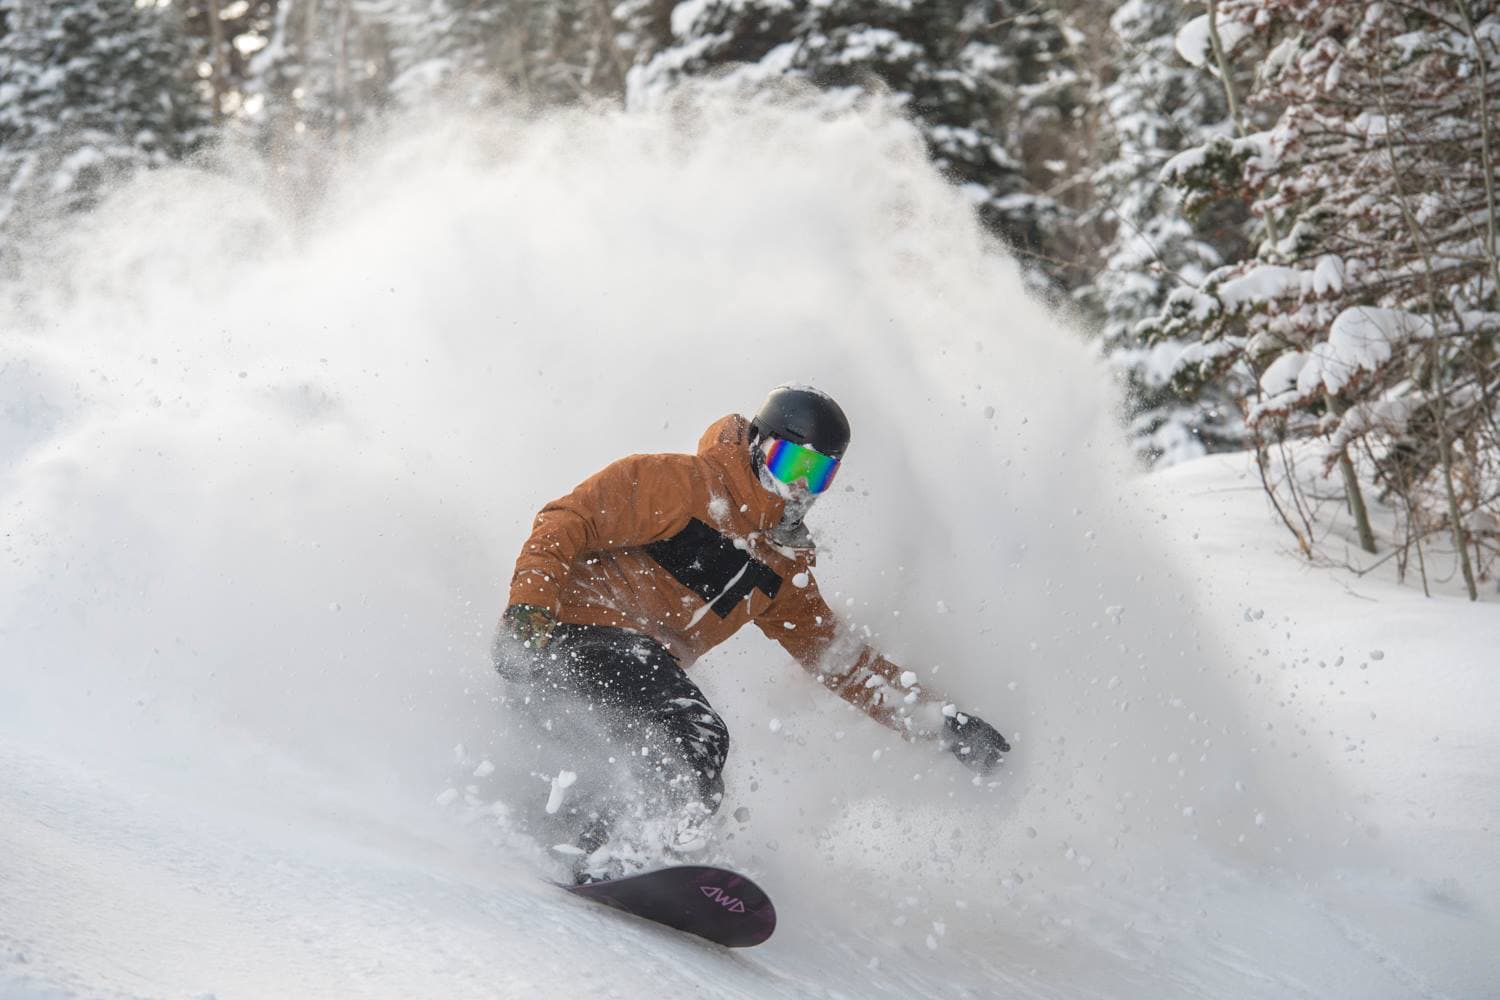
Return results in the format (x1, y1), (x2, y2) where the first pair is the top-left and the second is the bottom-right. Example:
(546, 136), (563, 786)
(762, 437), (841, 494)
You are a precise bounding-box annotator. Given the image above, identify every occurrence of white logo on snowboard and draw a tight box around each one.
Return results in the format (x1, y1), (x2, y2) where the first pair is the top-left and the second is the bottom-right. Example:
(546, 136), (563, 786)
(700, 885), (747, 913)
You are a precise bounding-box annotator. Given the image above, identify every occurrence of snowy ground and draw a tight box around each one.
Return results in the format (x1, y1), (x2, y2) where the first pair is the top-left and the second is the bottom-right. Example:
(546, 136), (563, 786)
(2, 103), (1496, 999)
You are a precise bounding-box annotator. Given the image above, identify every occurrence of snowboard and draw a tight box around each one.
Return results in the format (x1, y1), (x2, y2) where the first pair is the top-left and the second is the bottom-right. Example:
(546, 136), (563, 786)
(558, 864), (776, 948)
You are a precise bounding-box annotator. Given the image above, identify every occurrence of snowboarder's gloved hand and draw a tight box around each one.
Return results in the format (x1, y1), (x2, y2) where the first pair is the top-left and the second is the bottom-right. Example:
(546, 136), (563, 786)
(941, 709), (1009, 776)
(502, 603), (559, 651)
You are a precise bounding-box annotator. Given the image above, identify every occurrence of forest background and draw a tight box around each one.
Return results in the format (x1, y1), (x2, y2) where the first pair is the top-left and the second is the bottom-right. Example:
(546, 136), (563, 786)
(2, 0), (1497, 597)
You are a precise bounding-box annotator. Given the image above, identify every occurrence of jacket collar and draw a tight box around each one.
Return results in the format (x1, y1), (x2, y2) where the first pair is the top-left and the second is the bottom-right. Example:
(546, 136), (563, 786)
(697, 413), (785, 535)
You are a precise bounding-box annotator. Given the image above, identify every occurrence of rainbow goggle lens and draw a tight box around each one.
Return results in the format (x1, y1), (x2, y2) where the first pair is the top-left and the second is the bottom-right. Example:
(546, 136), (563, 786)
(762, 437), (841, 494)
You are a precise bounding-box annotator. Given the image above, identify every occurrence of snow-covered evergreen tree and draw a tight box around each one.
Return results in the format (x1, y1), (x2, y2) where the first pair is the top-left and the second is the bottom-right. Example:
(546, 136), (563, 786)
(629, 0), (1081, 287)
(0, 0), (211, 259)
(523, 0), (634, 103)
(180, 0), (282, 118)
(383, 0), (512, 107)
(614, 0), (674, 67)
(246, 0), (392, 174)
(384, 0), (630, 109)
(1084, 0), (1246, 465)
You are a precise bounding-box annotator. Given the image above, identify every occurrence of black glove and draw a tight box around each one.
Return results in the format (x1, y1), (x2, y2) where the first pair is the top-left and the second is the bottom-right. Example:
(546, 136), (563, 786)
(941, 709), (1009, 776)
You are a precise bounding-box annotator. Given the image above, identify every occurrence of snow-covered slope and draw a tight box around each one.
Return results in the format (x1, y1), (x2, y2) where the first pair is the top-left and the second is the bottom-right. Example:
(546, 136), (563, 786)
(2, 102), (1495, 999)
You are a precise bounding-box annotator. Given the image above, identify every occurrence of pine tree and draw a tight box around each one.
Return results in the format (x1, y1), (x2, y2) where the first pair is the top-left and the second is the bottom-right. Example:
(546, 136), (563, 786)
(1084, 0), (1247, 465)
(526, 0), (634, 102)
(246, 0), (393, 174)
(384, 0), (630, 109)
(629, 0), (1083, 288)
(614, 0), (674, 67)
(179, 0), (282, 119)
(0, 0), (211, 256)
(384, 0), (515, 107)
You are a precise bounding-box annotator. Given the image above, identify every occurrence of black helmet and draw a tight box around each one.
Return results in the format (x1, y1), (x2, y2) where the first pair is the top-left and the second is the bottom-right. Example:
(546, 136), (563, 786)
(749, 386), (851, 459)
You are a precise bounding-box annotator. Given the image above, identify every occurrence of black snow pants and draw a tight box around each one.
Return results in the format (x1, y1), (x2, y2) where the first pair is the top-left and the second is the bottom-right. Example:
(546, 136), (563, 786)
(505, 624), (730, 822)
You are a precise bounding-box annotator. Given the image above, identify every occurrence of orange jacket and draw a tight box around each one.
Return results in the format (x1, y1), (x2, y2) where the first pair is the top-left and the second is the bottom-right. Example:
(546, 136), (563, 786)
(508, 414), (947, 736)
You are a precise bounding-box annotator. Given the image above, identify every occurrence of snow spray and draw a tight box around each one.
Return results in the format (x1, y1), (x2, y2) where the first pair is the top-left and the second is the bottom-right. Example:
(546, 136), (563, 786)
(0, 97), (1352, 958)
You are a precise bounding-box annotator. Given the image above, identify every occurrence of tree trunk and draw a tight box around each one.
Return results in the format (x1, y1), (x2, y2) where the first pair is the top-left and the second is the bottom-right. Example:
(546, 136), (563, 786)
(1324, 391), (1376, 554)
(1438, 424), (1479, 601)
(205, 0), (227, 120)
(1206, 0), (1279, 249)
(1337, 449), (1377, 555)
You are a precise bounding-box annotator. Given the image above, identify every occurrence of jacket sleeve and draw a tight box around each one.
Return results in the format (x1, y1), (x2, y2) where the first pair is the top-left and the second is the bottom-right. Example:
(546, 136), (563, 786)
(508, 453), (696, 614)
(754, 572), (949, 739)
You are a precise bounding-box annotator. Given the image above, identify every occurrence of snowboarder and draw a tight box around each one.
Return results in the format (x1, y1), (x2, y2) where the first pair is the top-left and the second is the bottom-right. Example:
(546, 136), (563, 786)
(493, 386), (1008, 879)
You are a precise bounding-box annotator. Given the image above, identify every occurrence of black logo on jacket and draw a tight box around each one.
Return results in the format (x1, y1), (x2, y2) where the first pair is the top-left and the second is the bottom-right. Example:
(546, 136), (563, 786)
(644, 518), (782, 619)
